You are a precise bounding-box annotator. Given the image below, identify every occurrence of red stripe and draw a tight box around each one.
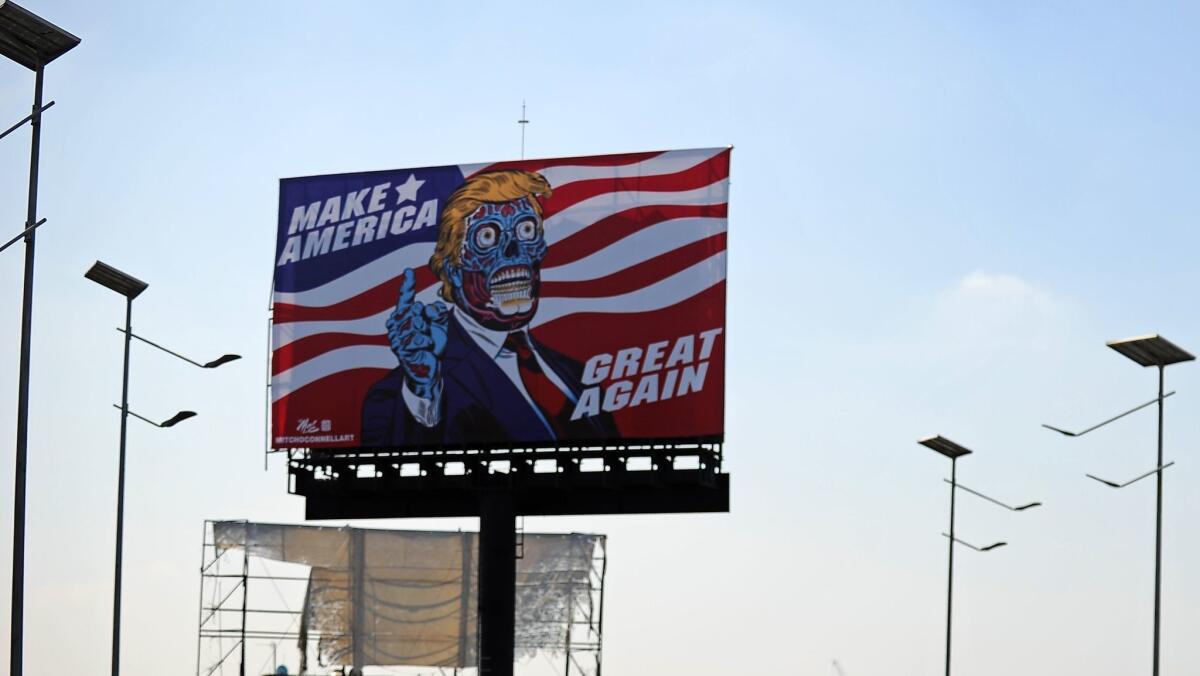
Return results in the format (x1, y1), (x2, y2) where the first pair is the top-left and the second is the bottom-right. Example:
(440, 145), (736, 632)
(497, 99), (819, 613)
(274, 267), (438, 323)
(274, 204), (726, 326)
(541, 233), (727, 299)
(540, 150), (730, 219)
(273, 151), (730, 323)
(543, 203), (728, 269)
(274, 234), (725, 369)
(273, 332), (389, 376)
(274, 201), (727, 325)
(473, 150), (664, 175)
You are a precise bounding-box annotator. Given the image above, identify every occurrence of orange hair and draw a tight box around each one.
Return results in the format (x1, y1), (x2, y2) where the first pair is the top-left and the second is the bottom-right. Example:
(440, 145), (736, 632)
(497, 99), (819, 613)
(429, 170), (552, 301)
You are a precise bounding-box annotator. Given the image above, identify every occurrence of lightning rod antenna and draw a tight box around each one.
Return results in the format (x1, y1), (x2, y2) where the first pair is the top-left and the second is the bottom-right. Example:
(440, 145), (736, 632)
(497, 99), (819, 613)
(519, 101), (529, 159)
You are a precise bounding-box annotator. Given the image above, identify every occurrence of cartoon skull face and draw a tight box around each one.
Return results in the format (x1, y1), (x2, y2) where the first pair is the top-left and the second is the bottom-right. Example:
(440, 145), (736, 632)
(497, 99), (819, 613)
(448, 197), (548, 331)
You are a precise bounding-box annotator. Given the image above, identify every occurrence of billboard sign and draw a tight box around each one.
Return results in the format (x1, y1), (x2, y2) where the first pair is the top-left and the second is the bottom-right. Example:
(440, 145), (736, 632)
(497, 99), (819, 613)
(271, 148), (730, 449)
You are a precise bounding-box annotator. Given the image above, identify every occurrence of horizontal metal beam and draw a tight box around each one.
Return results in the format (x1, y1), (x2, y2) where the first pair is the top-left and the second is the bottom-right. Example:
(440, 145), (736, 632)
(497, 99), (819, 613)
(1042, 391), (1175, 437)
(291, 436), (723, 459)
(0, 101), (53, 142)
(1086, 461), (1175, 489)
(0, 217), (45, 254)
(296, 465), (729, 519)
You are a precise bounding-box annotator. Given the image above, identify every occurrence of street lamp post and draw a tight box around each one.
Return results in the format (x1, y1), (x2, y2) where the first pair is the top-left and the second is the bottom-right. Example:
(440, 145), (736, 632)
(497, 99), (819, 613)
(86, 261), (149, 676)
(86, 261), (239, 676)
(0, 4), (79, 675)
(917, 435), (1040, 676)
(1045, 334), (1193, 676)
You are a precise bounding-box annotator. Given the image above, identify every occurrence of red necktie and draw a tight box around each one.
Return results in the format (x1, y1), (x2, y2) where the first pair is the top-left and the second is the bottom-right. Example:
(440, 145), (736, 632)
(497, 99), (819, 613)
(504, 332), (569, 438)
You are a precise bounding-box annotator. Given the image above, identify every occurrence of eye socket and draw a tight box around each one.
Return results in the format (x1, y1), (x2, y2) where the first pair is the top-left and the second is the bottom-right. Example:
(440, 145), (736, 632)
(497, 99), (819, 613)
(516, 219), (538, 241)
(473, 224), (499, 250)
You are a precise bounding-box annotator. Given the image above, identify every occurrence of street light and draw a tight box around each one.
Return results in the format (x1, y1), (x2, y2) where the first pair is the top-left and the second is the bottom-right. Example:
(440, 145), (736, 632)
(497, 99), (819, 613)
(941, 534), (1007, 552)
(1041, 391), (1175, 437)
(111, 405), (197, 428)
(116, 328), (241, 369)
(86, 260), (146, 676)
(1086, 462), (1175, 490)
(917, 435), (1040, 676)
(86, 260), (238, 676)
(2, 5), (80, 674)
(1043, 334), (1193, 676)
(940, 479), (1042, 511)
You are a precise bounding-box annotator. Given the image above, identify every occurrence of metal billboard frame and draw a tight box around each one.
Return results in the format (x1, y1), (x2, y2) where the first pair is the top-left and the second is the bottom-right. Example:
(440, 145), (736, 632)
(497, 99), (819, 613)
(288, 438), (728, 519)
(286, 439), (727, 676)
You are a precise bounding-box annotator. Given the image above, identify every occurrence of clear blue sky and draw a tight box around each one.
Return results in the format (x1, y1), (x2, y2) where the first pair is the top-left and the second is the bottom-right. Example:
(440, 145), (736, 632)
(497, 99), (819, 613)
(2, 1), (1200, 674)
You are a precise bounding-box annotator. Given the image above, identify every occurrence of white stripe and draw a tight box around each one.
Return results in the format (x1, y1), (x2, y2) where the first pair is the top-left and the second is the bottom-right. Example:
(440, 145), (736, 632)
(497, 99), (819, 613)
(272, 231), (728, 351)
(538, 148), (725, 191)
(272, 345), (396, 402)
(272, 285), (442, 350)
(545, 179), (730, 245)
(533, 251), (727, 326)
(458, 147), (725, 181)
(273, 242), (435, 307)
(457, 162), (488, 178)
(275, 181), (728, 310)
(540, 217), (726, 283)
(274, 159), (724, 309)
(273, 252), (727, 398)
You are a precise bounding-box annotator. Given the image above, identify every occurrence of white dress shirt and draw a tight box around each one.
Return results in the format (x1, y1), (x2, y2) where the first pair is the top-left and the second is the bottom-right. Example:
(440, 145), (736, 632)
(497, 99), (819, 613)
(402, 308), (576, 433)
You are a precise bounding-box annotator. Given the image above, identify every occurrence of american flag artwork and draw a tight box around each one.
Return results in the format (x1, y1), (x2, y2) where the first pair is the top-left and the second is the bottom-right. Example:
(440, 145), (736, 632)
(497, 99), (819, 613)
(271, 147), (730, 449)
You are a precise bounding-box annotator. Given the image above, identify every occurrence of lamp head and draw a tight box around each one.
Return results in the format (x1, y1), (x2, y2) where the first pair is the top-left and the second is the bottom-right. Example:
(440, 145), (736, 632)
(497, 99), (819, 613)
(159, 411), (196, 428)
(203, 354), (242, 369)
(918, 435), (973, 459)
(1107, 335), (1194, 368)
(85, 261), (147, 299)
(0, 1), (80, 70)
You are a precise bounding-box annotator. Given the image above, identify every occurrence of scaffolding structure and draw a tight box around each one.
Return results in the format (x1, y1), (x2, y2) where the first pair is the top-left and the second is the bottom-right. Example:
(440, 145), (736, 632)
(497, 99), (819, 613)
(196, 521), (606, 676)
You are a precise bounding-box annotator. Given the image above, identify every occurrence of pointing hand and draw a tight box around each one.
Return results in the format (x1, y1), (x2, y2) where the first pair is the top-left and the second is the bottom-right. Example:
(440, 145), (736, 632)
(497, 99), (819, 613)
(386, 268), (449, 400)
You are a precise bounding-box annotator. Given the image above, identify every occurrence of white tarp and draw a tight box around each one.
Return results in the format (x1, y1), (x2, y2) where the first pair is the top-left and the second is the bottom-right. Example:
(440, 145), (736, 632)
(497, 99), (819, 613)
(213, 521), (601, 669)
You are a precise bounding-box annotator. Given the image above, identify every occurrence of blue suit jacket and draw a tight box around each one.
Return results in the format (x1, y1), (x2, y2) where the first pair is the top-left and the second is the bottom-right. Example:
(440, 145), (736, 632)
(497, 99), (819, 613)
(360, 315), (617, 448)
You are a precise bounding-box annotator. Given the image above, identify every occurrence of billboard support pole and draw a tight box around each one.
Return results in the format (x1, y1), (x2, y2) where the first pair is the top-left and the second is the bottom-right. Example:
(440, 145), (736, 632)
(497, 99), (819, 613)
(478, 491), (516, 676)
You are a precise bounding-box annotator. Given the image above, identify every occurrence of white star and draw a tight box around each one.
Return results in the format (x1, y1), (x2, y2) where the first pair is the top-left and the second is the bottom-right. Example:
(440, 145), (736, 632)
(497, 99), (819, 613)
(394, 174), (425, 204)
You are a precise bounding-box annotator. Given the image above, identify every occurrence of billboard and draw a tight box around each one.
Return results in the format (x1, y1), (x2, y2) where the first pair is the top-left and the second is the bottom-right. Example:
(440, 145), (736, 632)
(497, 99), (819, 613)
(271, 148), (730, 449)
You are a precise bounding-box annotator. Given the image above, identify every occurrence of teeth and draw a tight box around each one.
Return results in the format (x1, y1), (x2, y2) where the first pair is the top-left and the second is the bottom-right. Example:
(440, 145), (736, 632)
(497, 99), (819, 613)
(490, 267), (531, 285)
(490, 281), (531, 294)
(487, 277), (533, 308)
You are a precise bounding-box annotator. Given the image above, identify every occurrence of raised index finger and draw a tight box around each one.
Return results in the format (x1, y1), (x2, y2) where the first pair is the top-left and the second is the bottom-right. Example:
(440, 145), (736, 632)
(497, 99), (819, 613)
(395, 268), (416, 313)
